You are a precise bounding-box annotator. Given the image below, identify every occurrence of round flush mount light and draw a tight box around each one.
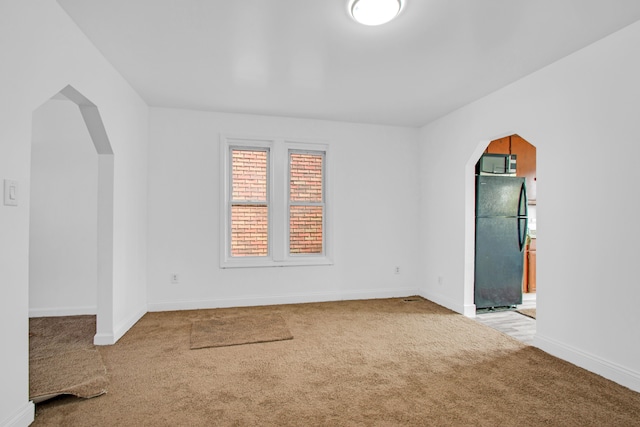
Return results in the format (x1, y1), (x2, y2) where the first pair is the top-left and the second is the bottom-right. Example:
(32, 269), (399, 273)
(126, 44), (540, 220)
(349, 0), (403, 26)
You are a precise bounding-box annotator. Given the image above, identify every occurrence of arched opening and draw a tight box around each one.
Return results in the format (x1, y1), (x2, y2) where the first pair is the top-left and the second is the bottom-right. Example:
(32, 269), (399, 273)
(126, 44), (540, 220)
(29, 85), (114, 345)
(465, 133), (537, 325)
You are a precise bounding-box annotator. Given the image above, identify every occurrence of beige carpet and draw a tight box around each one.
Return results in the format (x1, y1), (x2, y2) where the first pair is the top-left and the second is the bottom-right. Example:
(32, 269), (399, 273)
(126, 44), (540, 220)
(517, 308), (537, 319)
(33, 298), (640, 426)
(190, 313), (293, 349)
(29, 316), (108, 403)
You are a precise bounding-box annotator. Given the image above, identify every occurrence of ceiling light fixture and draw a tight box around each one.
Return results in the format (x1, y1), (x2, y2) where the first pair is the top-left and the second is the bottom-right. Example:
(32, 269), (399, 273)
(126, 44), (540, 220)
(349, 0), (403, 26)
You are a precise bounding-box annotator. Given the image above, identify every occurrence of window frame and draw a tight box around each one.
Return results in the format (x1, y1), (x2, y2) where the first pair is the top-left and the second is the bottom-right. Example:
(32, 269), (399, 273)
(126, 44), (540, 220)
(287, 148), (326, 258)
(220, 134), (332, 268)
(229, 146), (270, 259)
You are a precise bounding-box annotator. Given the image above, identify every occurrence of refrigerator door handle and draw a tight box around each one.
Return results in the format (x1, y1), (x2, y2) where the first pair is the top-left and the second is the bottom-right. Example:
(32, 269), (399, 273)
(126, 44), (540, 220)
(517, 181), (528, 218)
(517, 180), (528, 252)
(518, 217), (528, 252)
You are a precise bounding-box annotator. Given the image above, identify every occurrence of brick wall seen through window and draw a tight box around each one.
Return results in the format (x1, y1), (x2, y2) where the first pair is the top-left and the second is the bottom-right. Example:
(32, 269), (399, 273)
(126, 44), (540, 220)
(231, 149), (268, 257)
(222, 136), (330, 267)
(289, 152), (323, 254)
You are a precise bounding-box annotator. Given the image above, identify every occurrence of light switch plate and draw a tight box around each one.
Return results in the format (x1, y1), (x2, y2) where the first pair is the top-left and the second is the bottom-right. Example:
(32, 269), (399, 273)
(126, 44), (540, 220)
(4, 179), (18, 206)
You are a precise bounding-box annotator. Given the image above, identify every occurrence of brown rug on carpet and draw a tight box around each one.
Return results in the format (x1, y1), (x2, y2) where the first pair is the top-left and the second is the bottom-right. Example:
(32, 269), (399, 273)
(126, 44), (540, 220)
(517, 308), (536, 319)
(29, 316), (108, 403)
(190, 313), (293, 349)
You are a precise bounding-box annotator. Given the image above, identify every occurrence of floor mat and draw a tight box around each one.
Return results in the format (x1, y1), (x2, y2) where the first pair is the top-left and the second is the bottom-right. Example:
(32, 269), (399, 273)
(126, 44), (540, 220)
(190, 313), (293, 349)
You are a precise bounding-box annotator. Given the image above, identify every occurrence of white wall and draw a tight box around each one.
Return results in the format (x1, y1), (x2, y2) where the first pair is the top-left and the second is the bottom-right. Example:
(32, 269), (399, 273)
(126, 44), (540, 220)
(147, 108), (420, 311)
(0, 1), (148, 425)
(29, 99), (98, 316)
(3, 5), (637, 427)
(419, 20), (640, 392)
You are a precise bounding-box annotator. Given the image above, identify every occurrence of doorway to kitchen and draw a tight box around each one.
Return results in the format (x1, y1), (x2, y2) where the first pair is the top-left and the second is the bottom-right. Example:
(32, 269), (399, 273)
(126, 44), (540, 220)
(468, 134), (537, 341)
(481, 134), (537, 297)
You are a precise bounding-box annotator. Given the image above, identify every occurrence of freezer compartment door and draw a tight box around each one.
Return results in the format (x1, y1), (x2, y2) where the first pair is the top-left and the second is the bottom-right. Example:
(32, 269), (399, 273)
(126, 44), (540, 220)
(475, 217), (524, 309)
(476, 175), (527, 218)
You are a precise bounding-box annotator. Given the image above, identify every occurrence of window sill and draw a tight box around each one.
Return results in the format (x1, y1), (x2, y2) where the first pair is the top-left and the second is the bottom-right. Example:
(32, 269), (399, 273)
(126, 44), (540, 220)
(220, 256), (333, 269)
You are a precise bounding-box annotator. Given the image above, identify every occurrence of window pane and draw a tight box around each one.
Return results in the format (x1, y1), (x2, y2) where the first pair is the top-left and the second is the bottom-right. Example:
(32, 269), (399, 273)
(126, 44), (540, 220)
(290, 153), (322, 202)
(231, 205), (268, 257)
(289, 205), (323, 254)
(232, 149), (267, 201)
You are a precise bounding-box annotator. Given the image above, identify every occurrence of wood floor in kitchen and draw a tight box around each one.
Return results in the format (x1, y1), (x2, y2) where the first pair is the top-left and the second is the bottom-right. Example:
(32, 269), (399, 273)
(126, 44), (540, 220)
(474, 294), (536, 345)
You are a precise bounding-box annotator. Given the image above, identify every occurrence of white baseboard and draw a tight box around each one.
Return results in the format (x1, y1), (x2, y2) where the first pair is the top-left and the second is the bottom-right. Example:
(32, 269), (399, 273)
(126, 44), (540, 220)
(93, 332), (115, 346)
(1, 401), (34, 427)
(113, 307), (146, 342)
(147, 288), (420, 312)
(462, 303), (477, 317)
(29, 305), (97, 317)
(94, 307), (146, 346)
(418, 289), (470, 316)
(534, 334), (640, 393)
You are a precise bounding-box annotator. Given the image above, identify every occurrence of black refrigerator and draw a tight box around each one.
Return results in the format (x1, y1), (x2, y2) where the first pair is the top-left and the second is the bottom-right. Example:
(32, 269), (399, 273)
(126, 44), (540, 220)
(475, 175), (528, 309)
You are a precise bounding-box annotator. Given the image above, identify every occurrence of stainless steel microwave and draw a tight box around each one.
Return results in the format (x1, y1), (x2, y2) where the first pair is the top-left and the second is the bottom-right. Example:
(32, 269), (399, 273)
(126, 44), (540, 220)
(477, 154), (517, 176)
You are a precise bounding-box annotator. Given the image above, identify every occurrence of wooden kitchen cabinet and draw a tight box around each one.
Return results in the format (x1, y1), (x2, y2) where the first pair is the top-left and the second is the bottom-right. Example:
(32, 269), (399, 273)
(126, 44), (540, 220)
(528, 237), (536, 292)
(485, 137), (510, 154)
(522, 242), (529, 293)
(485, 134), (536, 201)
(522, 237), (537, 293)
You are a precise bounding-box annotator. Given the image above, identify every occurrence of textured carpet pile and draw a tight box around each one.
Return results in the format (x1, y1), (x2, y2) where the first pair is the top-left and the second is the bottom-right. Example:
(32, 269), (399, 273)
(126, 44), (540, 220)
(33, 298), (640, 426)
(190, 313), (293, 349)
(29, 316), (108, 403)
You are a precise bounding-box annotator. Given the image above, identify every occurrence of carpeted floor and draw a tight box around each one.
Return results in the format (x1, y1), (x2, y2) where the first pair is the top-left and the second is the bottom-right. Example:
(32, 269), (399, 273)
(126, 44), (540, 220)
(190, 313), (293, 349)
(29, 316), (108, 403)
(32, 298), (640, 426)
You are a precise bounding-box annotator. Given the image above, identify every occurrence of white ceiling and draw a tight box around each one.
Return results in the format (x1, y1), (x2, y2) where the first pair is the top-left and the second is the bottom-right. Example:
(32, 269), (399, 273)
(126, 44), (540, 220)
(57, 0), (640, 127)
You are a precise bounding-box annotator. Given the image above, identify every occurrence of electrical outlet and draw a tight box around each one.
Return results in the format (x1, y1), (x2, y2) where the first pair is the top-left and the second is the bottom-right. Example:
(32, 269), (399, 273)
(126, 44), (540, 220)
(438, 275), (444, 285)
(171, 273), (180, 284)
(394, 266), (400, 274)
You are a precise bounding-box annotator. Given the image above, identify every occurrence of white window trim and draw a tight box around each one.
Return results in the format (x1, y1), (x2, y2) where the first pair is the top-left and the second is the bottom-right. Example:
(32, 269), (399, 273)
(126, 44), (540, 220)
(220, 134), (332, 268)
(287, 147), (326, 260)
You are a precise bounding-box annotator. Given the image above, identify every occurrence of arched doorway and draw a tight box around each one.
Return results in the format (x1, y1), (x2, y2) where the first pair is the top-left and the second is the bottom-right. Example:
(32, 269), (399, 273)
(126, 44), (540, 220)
(465, 133), (537, 318)
(29, 85), (114, 345)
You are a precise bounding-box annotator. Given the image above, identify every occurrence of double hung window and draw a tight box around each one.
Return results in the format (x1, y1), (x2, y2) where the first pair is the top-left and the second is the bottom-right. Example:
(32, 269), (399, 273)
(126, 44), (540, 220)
(221, 135), (331, 268)
(230, 148), (269, 257)
(288, 151), (324, 255)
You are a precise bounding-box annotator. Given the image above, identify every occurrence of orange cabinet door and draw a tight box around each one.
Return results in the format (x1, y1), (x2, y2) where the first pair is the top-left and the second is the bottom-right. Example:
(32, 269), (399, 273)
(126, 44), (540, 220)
(528, 248), (537, 293)
(523, 244), (529, 293)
